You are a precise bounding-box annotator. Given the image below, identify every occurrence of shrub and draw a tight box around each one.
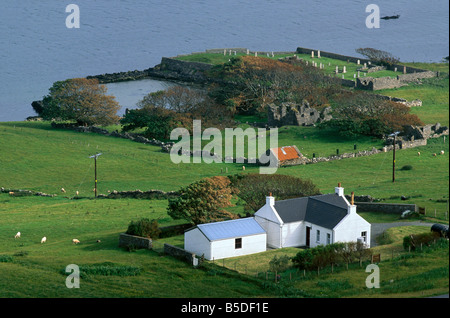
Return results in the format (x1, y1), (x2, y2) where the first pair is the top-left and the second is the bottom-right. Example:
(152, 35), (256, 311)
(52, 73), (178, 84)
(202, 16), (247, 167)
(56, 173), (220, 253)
(230, 174), (321, 212)
(126, 218), (161, 239)
(269, 255), (291, 272)
(403, 231), (441, 251)
(400, 165), (413, 171)
(0, 255), (14, 263)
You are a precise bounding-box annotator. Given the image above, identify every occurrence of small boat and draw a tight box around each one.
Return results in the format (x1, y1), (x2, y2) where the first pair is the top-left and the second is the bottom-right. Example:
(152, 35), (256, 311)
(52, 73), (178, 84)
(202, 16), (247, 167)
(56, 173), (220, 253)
(381, 14), (400, 20)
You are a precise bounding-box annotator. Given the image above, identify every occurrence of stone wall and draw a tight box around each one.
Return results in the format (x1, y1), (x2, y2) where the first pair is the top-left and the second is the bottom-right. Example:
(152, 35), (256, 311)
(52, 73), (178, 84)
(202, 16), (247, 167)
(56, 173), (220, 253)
(267, 100), (332, 127)
(164, 243), (201, 267)
(354, 202), (418, 214)
(148, 57), (213, 84)
(118, 233), (152, 250)
(296, 46), (438, 91)
(99, 189), (179, 200)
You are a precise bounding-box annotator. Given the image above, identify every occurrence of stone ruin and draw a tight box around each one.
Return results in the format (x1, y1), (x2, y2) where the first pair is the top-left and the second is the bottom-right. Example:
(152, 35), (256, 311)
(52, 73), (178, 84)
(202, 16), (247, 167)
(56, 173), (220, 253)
(402, 123), (448, 141)
(267, 100), (332, 127)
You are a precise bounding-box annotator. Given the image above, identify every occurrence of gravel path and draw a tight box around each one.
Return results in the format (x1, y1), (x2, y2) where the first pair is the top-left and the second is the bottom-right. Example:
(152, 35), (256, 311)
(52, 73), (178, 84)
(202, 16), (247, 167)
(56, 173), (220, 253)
(370, 221), (436, 247)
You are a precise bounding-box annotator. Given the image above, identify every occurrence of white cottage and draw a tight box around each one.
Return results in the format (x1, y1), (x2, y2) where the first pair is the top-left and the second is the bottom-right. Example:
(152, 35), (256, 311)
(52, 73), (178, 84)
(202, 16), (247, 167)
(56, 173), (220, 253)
(184, 217), (267, 260)
(254, 184), (371, 248)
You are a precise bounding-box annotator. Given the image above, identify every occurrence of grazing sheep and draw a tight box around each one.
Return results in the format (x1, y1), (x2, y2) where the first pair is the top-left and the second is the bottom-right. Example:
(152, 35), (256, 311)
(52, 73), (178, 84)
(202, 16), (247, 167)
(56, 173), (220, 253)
(72, 239), (80, 244)
(440, 150), (445, 155)
(96, 240), (101, 243)
(61, 188), (66, 193)
(41, 236), (47, 244)
(8, 192), (14, 196)
(242, 166), (246, 171)
(433, 153), (437, 157)
(75, 191), (79, 196)
(14, 232), (21, 239)
(417, 152), (420, 156)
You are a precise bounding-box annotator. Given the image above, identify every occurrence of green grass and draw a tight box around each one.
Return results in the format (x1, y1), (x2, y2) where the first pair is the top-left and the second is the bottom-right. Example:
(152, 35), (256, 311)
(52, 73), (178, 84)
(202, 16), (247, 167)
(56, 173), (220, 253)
(0, 194), (277, 298)
(174, 52), (400, 80)
(0, 56), (447, 298)
(0, 121), (250, 195)
(376, 76), (449, 126)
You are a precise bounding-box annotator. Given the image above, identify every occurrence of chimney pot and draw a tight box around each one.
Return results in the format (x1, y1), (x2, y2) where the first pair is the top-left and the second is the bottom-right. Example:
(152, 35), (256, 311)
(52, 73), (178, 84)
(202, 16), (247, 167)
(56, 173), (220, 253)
(351, 192), (355, 205)
(338, 182), (341, 187)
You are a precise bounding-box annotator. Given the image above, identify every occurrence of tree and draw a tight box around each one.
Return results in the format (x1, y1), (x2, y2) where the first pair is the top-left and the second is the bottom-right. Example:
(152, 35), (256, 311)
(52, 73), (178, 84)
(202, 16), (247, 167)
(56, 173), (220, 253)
(320, 91), (423, 137)
(208, 56), (339, 115)
(167, 176), (238, 225)
(229, 174), (321, 213)
(355, 48), (400, 66)
(120, 86), (234, 139)
(36, 78), (120, 126)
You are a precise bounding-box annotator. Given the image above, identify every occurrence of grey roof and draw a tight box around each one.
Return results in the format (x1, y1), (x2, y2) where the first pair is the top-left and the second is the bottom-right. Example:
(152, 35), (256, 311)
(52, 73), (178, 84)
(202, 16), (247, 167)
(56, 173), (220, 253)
(194, 217), (266, 241)
(274, 194), (348, 229)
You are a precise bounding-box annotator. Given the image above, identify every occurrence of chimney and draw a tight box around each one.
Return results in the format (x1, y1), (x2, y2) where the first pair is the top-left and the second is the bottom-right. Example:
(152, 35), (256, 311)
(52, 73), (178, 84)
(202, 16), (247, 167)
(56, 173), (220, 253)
(266, 192), (275, 207)
(348, 191), (356, 214)
(335, 182), (344, 197)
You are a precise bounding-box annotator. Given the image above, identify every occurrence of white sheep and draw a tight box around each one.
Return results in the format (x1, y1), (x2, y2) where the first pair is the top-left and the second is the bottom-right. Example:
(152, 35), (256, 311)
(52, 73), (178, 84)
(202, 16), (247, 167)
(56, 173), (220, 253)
(440, 150), (445, 155)
(417, 152), (420, 156)
(72, 239), (80, 244)
(75, 191), (79, 196)
(9, 192), (14, 196)
(41, 236), (47, 244)
(14, 232), (21, 239)
(61, 188), (66, 193)
(432, 153), (437, 157)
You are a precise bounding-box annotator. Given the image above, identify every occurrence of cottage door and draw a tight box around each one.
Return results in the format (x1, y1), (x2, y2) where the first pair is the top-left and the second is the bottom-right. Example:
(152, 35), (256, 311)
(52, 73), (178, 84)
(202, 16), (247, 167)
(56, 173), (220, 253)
(306, 226), (311, 248)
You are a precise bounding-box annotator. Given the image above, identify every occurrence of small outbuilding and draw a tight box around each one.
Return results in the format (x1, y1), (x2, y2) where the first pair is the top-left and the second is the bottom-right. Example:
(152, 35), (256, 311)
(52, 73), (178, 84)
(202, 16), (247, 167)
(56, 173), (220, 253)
(265, 146), (305, 167)
(184, 218), (267, 261)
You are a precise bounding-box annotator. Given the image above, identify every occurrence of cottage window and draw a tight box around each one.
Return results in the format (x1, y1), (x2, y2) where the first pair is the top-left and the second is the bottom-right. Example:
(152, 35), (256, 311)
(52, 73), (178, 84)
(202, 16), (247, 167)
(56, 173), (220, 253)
(326, 233), (331, 245)
(361, 231), (367, 242)
(235, 238), (242, 249)
(316, 230), (320, 242)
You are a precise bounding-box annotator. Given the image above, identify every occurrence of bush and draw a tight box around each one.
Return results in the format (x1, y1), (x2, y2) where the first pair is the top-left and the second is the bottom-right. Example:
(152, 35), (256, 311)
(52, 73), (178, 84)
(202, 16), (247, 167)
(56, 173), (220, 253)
(403, 232), (441, 251)
(230, 174), (321, 212)
(126, 218), (161, 239)
(269, 255), (291, 272)
(0, 255), (14, 263)
(400, 165), (413, 171)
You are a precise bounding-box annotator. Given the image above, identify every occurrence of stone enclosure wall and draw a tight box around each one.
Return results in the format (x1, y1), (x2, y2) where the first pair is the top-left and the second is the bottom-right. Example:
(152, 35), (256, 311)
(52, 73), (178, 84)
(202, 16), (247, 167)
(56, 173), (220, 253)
(354, 202), (418, 214)
(296, 46), (438, 90)
(118, 233), (152, 250)
(164, 243), (201, 267)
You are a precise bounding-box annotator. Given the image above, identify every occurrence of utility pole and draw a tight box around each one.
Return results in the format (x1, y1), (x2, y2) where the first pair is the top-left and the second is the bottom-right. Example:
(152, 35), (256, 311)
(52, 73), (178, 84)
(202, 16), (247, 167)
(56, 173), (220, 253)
(389, 132), (400, 183)
(89, 153), (102, 197)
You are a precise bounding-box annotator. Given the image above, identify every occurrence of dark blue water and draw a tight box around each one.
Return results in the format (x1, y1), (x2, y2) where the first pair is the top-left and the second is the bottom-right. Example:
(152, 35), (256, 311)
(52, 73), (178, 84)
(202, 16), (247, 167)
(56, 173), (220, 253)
(1, 0), (448, 122)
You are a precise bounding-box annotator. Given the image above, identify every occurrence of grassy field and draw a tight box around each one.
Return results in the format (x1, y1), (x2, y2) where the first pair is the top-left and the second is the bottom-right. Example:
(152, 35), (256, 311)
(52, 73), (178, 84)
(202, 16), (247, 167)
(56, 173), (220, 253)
(175, 51), (400, 80)
(0, 54), (448, 298)
(0, 193), (447, 298)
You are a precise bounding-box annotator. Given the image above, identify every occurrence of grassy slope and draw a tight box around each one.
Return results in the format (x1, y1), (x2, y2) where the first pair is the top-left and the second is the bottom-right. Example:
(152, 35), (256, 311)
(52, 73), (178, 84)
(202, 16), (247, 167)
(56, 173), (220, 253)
(0, 56), (448, 298)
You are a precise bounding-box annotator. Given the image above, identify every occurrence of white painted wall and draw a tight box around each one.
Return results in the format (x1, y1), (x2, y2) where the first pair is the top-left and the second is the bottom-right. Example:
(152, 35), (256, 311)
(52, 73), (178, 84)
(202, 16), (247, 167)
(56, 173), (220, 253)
(254, 215), (282, 248)
(281, 221), (304, 247)
(307, 223), (334, 248)
(184, 228), (211, 259)
(333, 208), (371, 248)
(210, 234), (267, 260)
(185, 228), (267, 261)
